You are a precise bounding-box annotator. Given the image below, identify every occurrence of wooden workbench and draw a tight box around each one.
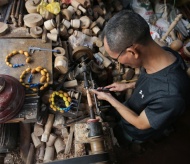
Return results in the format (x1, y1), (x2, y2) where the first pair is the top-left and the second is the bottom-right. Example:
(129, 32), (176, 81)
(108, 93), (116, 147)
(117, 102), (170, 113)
(0, 38), (53, 84)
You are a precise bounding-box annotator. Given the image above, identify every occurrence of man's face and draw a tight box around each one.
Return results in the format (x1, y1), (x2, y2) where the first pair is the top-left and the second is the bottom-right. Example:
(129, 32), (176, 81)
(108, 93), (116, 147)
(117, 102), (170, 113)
(103, 37), (141, 68)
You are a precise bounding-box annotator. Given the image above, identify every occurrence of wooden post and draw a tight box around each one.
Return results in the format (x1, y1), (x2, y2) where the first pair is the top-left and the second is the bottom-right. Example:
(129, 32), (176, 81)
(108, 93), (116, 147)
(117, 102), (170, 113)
(43, 146), (55, 162)
(41, 114), (54, 142)
(46, 133), (57, 147)
(26, 143), (35, 164)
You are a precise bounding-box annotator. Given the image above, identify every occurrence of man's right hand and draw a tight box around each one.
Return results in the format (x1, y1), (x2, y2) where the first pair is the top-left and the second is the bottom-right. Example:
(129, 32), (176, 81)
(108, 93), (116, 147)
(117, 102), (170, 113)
(105, 82), (136, 92)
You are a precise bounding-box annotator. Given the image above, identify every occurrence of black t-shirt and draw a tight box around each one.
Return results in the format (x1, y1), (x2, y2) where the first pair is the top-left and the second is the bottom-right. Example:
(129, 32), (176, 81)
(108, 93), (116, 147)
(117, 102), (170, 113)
(122, 47), (190, 141)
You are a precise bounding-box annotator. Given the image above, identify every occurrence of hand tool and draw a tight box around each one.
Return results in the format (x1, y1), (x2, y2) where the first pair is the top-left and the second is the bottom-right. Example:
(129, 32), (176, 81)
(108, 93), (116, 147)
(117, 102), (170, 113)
(28, 46), (60, 53)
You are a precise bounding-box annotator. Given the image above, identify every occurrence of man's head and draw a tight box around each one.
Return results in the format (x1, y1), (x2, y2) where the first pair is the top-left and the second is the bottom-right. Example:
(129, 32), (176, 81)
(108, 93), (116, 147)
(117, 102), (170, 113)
(102, 10), (152, 67)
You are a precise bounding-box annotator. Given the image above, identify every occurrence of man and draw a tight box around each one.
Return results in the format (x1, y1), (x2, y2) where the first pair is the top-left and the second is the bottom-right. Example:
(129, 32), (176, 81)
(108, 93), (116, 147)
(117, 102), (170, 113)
(91, 10), (190, 143)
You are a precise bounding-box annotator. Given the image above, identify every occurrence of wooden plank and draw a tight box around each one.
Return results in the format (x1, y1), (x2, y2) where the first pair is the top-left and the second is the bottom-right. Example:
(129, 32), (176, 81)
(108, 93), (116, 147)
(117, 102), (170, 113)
(64, 125), (74, 155)
(0, 38), (53, 84)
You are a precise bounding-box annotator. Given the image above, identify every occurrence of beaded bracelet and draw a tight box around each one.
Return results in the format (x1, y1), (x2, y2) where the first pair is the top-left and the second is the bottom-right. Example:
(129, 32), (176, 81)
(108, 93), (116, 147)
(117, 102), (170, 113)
(19, 66), (50, 92)
(5, 50), (32, 68)
(49, 90), (72, 113)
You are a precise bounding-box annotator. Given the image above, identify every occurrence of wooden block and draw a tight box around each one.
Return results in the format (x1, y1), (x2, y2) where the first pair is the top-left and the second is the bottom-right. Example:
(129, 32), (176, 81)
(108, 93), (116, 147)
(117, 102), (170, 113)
(63, 80), (78, 88)
(75, 123), (88, 143)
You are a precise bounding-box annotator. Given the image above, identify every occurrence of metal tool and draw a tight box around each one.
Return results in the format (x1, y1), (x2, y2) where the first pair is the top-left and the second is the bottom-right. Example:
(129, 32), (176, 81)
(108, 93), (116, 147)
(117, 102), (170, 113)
(28, 46), (60, 53)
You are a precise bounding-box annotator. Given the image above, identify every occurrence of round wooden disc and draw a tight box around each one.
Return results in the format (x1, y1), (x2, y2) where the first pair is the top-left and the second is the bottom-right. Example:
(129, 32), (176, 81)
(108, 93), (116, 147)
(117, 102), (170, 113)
(72, 46), (93, 61)
(0, 22), (9, 36)
(30, 26), (43, 38)
(24, 13), (43, 27)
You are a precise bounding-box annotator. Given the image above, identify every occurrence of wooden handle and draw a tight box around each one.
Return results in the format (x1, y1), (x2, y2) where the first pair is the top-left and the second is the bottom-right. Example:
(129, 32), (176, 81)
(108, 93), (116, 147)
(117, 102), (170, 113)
(161, 14), (182, 42)
(87, 89), (93, 107)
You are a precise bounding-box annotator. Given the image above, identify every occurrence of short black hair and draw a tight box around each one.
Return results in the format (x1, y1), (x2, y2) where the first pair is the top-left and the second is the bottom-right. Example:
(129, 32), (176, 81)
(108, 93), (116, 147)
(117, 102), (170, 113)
(102, 10), (151, 53)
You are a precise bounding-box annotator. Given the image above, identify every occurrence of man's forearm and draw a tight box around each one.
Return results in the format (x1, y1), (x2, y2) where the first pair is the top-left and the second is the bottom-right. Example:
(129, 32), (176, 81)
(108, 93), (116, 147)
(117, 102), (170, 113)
(106, 95), (150, 130)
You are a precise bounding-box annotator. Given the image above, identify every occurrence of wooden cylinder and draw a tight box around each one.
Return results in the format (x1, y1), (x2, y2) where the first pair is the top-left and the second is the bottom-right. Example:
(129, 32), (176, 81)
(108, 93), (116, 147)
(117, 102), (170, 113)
(38, 143), (45, 161)
(71, 19), (81, 28)
(61, 9), (72, 21)
(60, 24), (68, 36)
(33, 122), (41, 135)
(80, 16), (91, 29)
(67, 5), (75, 15)
(54, 137), (66, 154)
(41, 114), (54, 142)
(50, 28), (58, 34)
(46, 134), (57, 147)
(30, 26), (43, 38)
(43, 146), (55, 163)
(62, 19), (71, 29)
(95, 52), (111, 68)
(54, 56), (69, 74)
(47, 33), (58, 42)
(92, 26), (100, 35)
(31, 132), (43, 148)
(44, 19), (56, 31)
(96, 16), (105, 28)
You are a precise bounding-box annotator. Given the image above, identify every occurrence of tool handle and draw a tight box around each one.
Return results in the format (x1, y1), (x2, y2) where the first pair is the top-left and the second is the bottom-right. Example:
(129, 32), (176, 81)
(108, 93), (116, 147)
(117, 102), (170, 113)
(161, 14), (182, 42)
(87, 89), (93, 107)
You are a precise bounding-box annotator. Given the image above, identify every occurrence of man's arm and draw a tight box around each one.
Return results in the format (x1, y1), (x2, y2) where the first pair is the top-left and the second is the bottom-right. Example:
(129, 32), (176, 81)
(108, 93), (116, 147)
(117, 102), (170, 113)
(91, 89), (151, 130)
(105, 82), (136, 92)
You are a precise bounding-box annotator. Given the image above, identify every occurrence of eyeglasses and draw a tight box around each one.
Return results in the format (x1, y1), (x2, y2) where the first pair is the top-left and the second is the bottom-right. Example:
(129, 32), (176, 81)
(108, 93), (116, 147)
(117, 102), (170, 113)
(114, 44), (133, 62)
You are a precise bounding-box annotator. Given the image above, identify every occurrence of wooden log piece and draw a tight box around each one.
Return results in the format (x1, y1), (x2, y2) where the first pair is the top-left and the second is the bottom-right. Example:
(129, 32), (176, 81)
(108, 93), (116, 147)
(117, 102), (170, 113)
(50, 28), (58, 34)
(26, 143), (35, 164)
(38, 143), (45, 161)
(41, 114), (54, 142)
(24, 13), (43, 27)
(82, 29), (92, 36)
(43, 146), (55, 163)
(31, 132), (43, 148)
(63, 79), (78, 88)
(34, 123), (44, 137)
(46, 134), (57, 147)
(44, 19), (56, 31)
(54, 137), (66, 154)
(67, 5), (75, 15)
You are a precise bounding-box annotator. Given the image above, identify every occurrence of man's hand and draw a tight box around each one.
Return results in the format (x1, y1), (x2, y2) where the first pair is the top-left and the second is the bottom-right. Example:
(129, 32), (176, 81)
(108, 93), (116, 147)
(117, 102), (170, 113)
(105, 82), (135, 92)
(90, 89), (113, 101)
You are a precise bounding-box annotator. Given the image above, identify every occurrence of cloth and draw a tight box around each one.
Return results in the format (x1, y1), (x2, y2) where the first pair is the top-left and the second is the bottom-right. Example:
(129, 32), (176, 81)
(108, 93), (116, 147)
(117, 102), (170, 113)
(120, 47), (190, 142)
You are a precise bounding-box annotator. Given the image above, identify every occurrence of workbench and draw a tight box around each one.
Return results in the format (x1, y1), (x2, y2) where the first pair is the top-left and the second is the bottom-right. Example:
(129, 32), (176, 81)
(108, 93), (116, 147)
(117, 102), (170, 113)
(0, 38), (53, 84)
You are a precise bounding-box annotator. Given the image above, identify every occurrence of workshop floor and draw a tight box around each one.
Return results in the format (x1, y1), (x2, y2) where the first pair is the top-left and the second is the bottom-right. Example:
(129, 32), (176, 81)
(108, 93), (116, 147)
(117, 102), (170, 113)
(114, 109), (190, 164)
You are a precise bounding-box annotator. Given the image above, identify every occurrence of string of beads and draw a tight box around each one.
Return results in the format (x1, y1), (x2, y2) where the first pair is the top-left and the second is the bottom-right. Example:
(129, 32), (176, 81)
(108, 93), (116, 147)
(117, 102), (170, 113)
(49, 91), (72, 113)
(5, 50), (32, 68)
(19, 66), (50, 92)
